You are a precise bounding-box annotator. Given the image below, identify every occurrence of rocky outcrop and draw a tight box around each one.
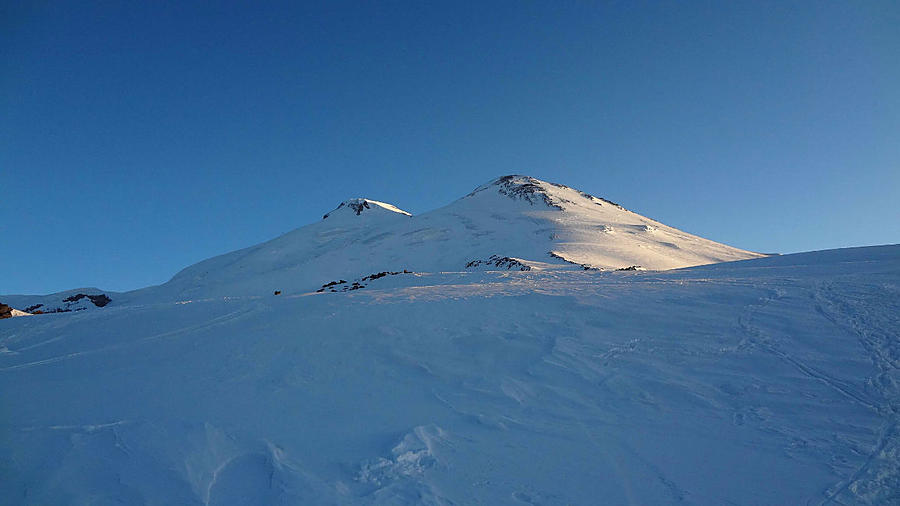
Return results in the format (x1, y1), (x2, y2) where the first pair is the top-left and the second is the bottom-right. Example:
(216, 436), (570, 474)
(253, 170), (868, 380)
(316, 271), (413, 293)
(18, 293), (112, 315)
(0, 303), (30, 319)
(467, 175), (626, 211)
(548, 251), (601, 271)
(324, 200), (371, 218)
(484, 175), (565, 209)
(322, 199), (412, 220)
(465, 255), (531, 271)
(62, 293), (111, 307)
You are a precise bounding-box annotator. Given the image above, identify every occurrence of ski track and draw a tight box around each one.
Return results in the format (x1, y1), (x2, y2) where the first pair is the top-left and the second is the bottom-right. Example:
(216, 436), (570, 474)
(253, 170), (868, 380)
(811, 280), (900, 505)
(19, 420), (130, 432)
(0, 304), (255, 372)
(738, 284), (880, 413)
(735, 274), (900, 505)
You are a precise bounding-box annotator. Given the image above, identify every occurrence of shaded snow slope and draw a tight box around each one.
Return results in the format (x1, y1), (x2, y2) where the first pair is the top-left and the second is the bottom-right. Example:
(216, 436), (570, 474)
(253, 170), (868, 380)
(2, 245), (898, 504)
(138, 175), (763, 300)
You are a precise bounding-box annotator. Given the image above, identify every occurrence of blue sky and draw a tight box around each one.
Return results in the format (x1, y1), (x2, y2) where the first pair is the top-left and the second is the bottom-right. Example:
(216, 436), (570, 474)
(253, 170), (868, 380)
(2, 1), (898, 294)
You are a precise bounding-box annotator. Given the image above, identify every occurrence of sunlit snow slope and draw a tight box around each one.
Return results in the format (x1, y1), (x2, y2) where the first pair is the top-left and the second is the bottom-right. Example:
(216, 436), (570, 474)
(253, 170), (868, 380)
(132, 175), (763, 301)
(2, 245), (899, 504)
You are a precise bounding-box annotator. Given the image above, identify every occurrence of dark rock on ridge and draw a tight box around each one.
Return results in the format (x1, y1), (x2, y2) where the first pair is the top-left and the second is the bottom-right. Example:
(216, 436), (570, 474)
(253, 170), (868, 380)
(466, 255), (531, 271)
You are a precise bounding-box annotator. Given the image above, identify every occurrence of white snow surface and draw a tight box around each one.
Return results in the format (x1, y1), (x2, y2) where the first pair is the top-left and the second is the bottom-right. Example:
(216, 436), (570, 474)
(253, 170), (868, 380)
(2, 244), (899, 505)
(132, 175), (764, 301)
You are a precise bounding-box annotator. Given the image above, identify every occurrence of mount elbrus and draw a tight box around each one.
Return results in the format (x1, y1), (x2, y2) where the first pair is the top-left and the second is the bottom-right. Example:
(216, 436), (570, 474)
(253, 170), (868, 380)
(142, 175), (765, 301)
(1, 175), (764, 311)
(3, 176), (898, 505)
(1, 175), (763, 311)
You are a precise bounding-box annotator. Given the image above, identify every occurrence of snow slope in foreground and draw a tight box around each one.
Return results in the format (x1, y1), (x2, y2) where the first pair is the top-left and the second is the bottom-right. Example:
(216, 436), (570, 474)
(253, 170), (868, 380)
(1, 244), (898, 504)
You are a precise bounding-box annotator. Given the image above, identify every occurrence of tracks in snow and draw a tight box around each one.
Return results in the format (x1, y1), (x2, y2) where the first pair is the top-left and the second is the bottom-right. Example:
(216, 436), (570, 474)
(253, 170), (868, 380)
(813, 281), (900, 505)
(738, 278), (900, 505)
(0, 304), (256, 372)
(737, 284), (879, 413)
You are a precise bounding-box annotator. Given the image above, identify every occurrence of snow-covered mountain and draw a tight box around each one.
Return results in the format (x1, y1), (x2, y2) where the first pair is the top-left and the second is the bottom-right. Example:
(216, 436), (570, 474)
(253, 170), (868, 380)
(138, 175), (764, 301)
(5, 176), (896, 505)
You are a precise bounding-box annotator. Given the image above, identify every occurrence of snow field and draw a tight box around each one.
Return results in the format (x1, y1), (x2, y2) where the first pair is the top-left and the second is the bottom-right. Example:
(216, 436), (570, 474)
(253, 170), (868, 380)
(2, 245), (898, 504)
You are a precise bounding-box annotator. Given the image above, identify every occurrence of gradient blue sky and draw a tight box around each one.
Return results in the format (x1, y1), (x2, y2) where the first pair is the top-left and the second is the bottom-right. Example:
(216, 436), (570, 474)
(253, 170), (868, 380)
(3, 1), (898, 294)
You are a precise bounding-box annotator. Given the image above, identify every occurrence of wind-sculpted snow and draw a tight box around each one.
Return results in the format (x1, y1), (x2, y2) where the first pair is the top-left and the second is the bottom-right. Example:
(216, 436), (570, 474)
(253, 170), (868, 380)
(2, 245), (898, 504)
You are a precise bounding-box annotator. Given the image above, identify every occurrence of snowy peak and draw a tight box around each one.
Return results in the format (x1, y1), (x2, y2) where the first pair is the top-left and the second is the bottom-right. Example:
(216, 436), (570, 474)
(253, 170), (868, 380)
(117, 174), (765, 300)
(466, 175), (624, 211)
(322, 198), (412, 220)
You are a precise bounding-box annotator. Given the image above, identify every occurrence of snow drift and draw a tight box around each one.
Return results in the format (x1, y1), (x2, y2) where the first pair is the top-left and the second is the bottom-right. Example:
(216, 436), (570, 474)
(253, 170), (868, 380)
(2, 244), (899, 504)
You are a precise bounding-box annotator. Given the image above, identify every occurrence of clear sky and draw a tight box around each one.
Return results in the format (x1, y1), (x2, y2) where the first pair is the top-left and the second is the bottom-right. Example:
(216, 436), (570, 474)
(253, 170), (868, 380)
(3, 1), (898, 294)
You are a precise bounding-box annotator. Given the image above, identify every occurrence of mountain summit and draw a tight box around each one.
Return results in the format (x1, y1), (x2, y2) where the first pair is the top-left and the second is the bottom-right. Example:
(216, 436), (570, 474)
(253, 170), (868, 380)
(4, 178), (896, 505)
(466, 174), (626, 210)
(322, 198), (412, 220)
(144, 175), (764, 300)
